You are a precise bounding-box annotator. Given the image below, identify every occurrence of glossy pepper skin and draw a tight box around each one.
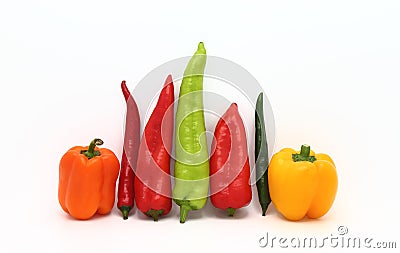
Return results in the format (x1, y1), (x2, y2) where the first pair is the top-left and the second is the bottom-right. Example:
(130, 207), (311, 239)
(268, 145), (338, 221)
(134, 75), (174, 221)
(117, 81), (141, 220)
(255, 93), (271, 216)
(210, 103), (252, 216)
(58, 139), (120, 220)
(173, 42), (209, 223)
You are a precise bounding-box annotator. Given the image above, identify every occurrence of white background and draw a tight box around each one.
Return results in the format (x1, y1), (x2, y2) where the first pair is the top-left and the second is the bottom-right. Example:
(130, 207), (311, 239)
(1, 0), (399, 252)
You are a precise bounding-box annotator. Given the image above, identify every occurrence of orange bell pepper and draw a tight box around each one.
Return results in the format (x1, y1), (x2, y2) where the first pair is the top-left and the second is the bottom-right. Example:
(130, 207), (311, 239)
(268, 144), (338, 221)
(58, 138), (120, 220)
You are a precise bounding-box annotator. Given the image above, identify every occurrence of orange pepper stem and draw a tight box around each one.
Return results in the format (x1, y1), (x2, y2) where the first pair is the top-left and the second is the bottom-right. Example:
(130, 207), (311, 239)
(81, 138), (103, 159)
(292, 144), (317, 163)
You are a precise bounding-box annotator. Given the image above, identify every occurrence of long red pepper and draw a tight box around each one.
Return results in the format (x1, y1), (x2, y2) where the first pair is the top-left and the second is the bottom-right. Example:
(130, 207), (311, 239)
(117, 81), (140, 220)
(134, 75), (174, 221)
(210, 103), (252, 216)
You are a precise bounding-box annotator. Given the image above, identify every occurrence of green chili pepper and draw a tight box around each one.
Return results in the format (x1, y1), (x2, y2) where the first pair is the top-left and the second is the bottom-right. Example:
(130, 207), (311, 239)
(255, 92), (271, 216)
(173, 42), (209, 223)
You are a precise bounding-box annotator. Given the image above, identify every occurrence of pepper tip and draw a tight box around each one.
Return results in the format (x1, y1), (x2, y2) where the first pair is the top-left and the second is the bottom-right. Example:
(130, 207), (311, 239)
(261, 204), (268, 216)
(121, 80), (127, 91)
(196, 42), (206, 54)
(257, 92), (264, 102)
(164, 74), (173, 87)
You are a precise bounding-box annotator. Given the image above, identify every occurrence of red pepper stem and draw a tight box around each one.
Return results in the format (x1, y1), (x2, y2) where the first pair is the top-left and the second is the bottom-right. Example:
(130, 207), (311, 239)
(81, 138), (103, 159)
(227, 207), (236, 217)
(180, 206), (191, 223)
(146, 209), (164, 222)
(300, 144), (311, 157)
(119, 206), (131, 220)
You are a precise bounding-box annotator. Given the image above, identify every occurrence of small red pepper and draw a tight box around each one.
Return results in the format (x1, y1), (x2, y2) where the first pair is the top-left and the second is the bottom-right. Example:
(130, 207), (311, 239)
(134, 75), (174, 221)
(210, 103), (252, 216)
(117, 81), (141, 220)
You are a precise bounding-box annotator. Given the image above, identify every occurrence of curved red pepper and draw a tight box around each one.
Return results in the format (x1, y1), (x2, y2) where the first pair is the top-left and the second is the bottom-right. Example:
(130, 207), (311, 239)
(134, 75), (174, 221)
(117, 81), (141, 220)
(210, 103), (252, 216)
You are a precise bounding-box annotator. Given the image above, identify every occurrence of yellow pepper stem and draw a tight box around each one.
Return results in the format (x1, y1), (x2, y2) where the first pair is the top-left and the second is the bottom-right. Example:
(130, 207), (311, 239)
(292, 144), (317, 163)
(300, 144), (311, 157)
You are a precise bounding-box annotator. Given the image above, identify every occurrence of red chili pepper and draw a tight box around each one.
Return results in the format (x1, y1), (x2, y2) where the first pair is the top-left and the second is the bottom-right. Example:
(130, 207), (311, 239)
(117, 81), (140, 220)
(210, 103), (252, 216)
(134, 75), (174, 221)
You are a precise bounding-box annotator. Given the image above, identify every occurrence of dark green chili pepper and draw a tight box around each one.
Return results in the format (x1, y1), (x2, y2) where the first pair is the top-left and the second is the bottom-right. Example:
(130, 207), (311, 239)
(255, 92), (271, 216)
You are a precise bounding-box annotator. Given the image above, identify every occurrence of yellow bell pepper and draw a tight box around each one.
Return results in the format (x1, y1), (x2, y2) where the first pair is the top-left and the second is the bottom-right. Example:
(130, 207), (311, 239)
(268, 144), (338, 221)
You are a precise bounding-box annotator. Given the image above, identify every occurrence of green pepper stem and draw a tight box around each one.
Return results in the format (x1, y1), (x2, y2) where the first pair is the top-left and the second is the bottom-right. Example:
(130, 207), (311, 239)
(227, 207), (236, 217)
(180, 205), (191, 224)
(300, 144), (311, 157)
(81, 138), (103, 159)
